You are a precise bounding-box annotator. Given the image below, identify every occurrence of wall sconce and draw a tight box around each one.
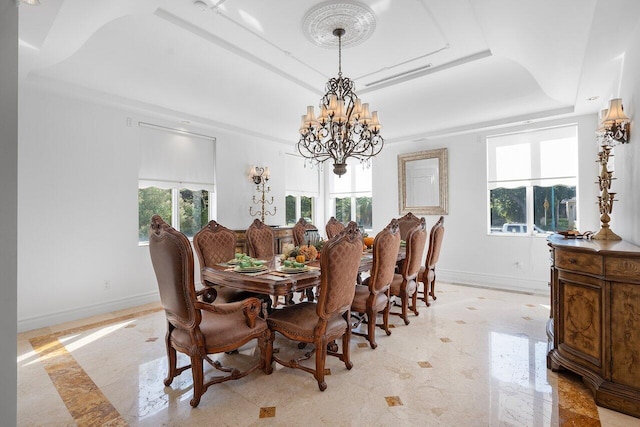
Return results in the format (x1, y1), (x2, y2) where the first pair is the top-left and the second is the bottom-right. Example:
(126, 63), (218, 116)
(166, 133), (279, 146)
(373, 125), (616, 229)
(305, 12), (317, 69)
(249, 165), (276, 223)
(592, 98), (630, 240)
(249, 165), (270, 185)
(596, 98), (630, 145)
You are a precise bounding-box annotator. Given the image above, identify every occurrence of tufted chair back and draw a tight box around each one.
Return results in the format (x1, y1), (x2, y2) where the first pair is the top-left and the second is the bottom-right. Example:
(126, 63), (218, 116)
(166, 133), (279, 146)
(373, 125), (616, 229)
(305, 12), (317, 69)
(369, 219), (402, 295)
(193, 220), (236, 269)
(316, 222), (363, 319)
(246, 219), (275, 259)
(401, 218), (428, 281)
(292, 217), (318, 246)
(325, 216), (345, 239)
(397, 212), (421, 241)
(426, 216), (445, 270)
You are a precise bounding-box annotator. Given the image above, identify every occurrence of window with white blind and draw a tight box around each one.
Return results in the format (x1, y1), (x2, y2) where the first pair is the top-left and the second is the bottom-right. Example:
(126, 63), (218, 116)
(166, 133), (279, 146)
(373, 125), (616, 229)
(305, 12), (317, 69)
(138, 123), (216, 242)
(487, 124), (578, 235)
(328, 159), (372, 231)
(285, 154), (319, 226)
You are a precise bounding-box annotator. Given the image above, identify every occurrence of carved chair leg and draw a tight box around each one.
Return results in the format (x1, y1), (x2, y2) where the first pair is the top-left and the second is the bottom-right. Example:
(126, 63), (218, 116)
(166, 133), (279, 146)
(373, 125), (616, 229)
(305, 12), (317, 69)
(189, 354), (204, 408)
(411, 291), (419, 316)
(367, 308), (377, 349)
(264, 330), (274, 375)
(382, 301), (391, 336)
(430, 277), (437, 301)
(164, 326), (177, 386)
(315, 336), (328, 391)
(401, 290), (410, 325)
(342, 323), (353, 370)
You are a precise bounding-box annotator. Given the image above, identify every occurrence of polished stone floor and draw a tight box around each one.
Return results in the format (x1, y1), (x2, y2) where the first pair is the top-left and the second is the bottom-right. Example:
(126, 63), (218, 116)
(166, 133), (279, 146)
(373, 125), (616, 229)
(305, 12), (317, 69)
(17, 283), (640, 426)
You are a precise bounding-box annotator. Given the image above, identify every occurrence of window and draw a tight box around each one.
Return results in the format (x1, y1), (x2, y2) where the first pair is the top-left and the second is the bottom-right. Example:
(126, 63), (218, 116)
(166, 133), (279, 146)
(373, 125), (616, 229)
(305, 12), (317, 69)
(329, 159), (372, 231)
(138, 124), (215, 243)
(285, 154), (319, 226)
(487, 125), (578, 235)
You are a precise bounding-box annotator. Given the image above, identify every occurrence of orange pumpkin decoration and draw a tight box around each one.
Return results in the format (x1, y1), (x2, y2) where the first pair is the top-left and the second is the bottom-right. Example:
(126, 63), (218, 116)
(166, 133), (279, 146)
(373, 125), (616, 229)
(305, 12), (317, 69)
(296, 255), (306, 263)
(363, 236), (374, 247)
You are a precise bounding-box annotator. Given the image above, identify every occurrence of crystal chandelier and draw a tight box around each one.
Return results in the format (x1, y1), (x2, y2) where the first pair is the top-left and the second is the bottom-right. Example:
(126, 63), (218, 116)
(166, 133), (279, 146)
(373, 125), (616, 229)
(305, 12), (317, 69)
(297, 28), (383, 176)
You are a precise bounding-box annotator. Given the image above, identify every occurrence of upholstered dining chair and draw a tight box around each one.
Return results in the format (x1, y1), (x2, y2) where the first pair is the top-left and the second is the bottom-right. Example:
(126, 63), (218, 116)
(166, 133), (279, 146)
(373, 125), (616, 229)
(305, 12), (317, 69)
(292, 217), (318, 246)
(148, 215), (270, 408)
(246, 219), (275, 259)
(417, 216), (445, 306)
(265, 222), (362, 391)
(325, 216), (345, 239)
(352, 218), (402, 349)
(389, 218), (427, 325)
(193, 220), (271, 310)
(397, 212), (421, 241)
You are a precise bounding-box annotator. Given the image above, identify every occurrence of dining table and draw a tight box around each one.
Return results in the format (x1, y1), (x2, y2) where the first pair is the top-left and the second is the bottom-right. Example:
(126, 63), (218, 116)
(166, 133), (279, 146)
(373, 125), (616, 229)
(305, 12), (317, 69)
(200, 247), (406, 305)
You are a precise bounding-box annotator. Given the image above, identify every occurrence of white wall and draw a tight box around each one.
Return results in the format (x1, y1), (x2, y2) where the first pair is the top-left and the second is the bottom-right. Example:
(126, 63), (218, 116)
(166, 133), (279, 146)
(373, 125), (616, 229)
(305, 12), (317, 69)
(0, 0), (18, 423)
(17, 84), (291, 331)
(612, 18), (640, 245)
(372, 115), (599, 294)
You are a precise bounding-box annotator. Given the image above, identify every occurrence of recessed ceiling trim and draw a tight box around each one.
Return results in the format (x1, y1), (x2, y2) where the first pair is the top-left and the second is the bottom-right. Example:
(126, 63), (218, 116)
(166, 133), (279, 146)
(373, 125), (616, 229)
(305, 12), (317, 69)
(359, 49), (493, 94)
(211, 4), (328, 80)
(387, 106), (575, 143)
(154, 8), (324, 95)
(355, 44), (448, 81)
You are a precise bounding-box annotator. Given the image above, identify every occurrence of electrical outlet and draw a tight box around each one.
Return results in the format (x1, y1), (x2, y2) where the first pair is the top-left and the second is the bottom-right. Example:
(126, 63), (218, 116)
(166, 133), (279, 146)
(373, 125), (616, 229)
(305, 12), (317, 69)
(103, 280), (111, 290)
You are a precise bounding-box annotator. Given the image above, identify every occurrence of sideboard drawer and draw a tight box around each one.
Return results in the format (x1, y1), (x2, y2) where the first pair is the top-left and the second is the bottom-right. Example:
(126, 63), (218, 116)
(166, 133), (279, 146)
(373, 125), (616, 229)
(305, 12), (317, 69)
(605, 257), (640, 282)
(555, 250), (603, 275)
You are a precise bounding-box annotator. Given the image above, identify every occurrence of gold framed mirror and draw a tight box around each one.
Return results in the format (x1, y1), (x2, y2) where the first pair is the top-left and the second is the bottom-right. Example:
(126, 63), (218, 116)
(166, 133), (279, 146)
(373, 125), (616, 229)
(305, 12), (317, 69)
(398, 148), (448, 215)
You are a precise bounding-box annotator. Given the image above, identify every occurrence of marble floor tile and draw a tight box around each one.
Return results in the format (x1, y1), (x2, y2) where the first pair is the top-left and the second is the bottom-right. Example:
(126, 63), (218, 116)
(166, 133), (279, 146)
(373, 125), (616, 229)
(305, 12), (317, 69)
(17, 283), (640, 427)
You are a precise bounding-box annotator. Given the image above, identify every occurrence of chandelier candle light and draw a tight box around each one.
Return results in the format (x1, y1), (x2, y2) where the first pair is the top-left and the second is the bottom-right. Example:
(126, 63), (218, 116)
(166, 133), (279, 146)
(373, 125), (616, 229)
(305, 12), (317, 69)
(249, 166), (276, 223)
(592, 98), (630, 240)
(297, 28), (383, 176)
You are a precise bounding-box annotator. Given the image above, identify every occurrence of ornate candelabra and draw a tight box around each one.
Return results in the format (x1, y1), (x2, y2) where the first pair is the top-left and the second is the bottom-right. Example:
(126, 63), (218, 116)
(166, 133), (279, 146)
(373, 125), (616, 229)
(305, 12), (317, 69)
(592, 145), (620, 240)
(249, 166), (276, 223)
(592, 98), (630, 240)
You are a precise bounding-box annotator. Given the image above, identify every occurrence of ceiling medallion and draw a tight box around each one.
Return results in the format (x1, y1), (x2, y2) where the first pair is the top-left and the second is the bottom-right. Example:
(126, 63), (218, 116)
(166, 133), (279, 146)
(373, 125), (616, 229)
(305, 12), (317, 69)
(302, 1), (376, 49)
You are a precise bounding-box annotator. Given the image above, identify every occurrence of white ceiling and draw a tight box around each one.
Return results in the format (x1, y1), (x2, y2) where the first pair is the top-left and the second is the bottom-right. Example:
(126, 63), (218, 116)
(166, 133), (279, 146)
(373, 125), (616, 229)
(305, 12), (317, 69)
(18, 0), (640, 144)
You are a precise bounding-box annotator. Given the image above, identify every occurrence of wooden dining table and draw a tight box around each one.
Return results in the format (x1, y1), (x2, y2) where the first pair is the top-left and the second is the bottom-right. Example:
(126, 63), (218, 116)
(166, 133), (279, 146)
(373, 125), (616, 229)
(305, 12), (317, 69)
(200, 248), (406, 303)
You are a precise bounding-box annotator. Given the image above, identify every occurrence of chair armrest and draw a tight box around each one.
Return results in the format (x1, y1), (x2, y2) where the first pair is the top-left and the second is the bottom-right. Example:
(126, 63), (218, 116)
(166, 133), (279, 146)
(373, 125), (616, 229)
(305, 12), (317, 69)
(195, 297), (261, 328)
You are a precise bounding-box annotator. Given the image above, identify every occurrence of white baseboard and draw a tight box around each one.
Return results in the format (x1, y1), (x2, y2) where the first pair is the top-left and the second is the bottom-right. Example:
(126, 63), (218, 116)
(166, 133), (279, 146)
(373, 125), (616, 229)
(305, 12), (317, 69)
(437, 269), (549, 295)
(18, 290), (160, 333)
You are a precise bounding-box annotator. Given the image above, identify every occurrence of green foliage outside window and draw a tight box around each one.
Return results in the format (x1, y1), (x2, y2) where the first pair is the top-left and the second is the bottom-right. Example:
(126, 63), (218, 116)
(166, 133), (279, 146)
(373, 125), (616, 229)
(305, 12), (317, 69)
(138, 187), (209, 242)
(335, 197), (351, 223)
(179, 189), (209, 238)
(285, 195), (296, 225)
(301, 196), (313, 222)
(490, 187), (526, 227)
(138, 188), (171, 241)
(356, 197), (372, 229)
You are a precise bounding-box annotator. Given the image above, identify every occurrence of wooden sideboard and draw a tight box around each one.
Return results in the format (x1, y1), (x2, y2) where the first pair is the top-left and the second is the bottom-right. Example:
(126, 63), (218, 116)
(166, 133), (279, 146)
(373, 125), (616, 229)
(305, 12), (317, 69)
(233, 226), (294, 255)
(547, 235), (640, 418)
